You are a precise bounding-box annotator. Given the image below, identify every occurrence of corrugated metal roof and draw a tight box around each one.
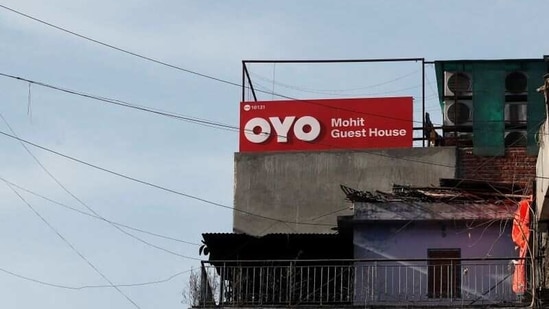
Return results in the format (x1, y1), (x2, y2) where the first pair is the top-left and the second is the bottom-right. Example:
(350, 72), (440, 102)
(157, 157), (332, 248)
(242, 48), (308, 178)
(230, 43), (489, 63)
(353, 201), (514, 221)
(341, 181), (528, 204)
(341, 180), (523, 221)
(201, 232), (352, 261)
(202, 232), (337, 236)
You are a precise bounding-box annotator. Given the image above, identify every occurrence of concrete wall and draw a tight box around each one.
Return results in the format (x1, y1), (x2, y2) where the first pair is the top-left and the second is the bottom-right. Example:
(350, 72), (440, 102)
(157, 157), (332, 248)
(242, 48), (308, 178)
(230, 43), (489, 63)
(233, 147), (457, 235)
(537, 121), (549, 220)
(536, 120), (549, 289)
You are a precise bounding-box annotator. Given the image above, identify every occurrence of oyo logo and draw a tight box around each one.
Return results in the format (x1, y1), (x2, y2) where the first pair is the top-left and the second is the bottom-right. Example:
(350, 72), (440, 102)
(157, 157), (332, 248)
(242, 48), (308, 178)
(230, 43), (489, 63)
(244, 116), (321, 144)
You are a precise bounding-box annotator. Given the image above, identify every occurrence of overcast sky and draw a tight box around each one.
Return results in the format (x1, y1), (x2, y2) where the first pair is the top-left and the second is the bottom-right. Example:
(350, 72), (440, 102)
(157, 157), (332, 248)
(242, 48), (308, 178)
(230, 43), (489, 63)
(1, 1), (548, 308)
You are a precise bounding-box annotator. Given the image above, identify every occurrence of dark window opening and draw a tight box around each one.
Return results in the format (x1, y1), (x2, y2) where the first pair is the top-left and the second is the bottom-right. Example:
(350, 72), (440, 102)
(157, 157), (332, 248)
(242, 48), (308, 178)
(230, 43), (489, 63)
(428, 249), (461, 299)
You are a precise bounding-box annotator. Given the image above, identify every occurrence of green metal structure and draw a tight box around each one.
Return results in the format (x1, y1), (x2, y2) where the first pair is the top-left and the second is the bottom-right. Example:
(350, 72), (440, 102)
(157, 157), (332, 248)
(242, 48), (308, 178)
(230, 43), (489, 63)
(435, 59), (547, 156)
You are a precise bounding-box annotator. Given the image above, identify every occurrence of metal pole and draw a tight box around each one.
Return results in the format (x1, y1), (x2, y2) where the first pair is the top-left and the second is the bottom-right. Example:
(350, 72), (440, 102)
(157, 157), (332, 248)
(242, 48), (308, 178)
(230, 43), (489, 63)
(242, 58), (424, 64)
(219, 263), (225, 305)
(241, 61), (246, 102)
(243, 63), (258, 102)
(422, 58), (426, 147)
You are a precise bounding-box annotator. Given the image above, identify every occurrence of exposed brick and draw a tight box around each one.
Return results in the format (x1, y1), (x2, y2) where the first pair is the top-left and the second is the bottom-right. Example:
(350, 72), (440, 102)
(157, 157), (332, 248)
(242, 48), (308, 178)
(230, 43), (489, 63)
(457, 147), (537, 193)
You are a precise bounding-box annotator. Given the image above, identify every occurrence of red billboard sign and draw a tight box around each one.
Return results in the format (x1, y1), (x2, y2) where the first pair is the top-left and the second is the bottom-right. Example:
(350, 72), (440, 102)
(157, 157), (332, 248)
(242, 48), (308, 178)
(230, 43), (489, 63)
(239, 97), (413, 152)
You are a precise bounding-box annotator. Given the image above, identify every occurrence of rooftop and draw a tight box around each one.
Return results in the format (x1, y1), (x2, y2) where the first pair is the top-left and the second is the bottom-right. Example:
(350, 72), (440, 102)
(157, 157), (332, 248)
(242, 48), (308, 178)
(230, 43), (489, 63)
(341, 179), (528, 221)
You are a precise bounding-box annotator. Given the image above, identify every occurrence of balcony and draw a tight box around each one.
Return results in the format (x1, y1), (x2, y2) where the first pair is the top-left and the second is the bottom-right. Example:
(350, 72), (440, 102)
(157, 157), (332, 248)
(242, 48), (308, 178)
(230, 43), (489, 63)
(194, 258), (529, 308)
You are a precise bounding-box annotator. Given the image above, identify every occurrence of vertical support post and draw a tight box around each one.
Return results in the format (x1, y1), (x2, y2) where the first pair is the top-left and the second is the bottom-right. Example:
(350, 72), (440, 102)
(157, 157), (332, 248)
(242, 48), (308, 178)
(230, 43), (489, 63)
(288, 261), (294, 305)
(200, 261), (207, 307)
(219, 262), (225, 306)
(241, 61), (246, 102)
(243, 65), (258, 102)
(422, 58), (426, 147)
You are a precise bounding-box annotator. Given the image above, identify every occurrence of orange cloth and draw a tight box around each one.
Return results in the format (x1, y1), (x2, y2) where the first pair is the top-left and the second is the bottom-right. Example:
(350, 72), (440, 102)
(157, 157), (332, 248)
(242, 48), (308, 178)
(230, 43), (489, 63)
(512, 199), (531, 295)
(512, 200), (530, 248)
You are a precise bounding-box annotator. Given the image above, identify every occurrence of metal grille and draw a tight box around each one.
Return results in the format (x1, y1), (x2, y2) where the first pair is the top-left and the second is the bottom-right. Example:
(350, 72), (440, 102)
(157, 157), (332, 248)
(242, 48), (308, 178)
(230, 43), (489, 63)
(196, 258), (528, 307)
(447, 73), (472, 94)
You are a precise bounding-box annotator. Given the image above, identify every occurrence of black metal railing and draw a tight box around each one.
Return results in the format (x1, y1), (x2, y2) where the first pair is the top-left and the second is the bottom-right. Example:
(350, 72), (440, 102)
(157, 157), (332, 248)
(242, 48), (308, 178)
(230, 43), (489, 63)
(195, 258), (530, 307)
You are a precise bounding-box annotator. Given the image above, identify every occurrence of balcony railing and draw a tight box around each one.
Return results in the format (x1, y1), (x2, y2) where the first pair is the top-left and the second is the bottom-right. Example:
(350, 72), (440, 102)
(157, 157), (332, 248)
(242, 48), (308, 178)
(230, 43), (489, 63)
(195, 258), (530, 307)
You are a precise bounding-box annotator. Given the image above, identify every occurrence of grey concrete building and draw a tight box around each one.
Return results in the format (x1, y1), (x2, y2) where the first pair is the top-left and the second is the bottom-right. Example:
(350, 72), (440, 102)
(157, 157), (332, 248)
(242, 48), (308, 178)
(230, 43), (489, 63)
(233, 147), (457, 235)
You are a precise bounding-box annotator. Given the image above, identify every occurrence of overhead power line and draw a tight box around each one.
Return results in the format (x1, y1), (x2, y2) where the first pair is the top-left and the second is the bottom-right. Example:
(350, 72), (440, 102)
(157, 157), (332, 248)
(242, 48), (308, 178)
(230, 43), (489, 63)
(0, 5), (432, 126)
(3, 182), (142, 309)
(253, 79), (423, 98)
(0, 112), (201, 261)
(3, 125), (544, 239)
(0, 4), (240, 88)
(0, 72), (239, 133)
(249, 69), (421, 95)
(1, 4), (543, 219)
(0, 71), (535, 139)
(0, 71), (429, 131)
(0, 129), (334, 227)
(7, 70), (532, 172)
(0, 72), (459, 169)
(0, 263), (194, 290)
(1, 177), (199, 246)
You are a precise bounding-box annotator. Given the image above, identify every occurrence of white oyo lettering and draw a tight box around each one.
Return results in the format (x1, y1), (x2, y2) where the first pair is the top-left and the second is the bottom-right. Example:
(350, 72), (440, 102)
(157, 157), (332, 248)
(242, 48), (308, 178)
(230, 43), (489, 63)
(293, 116), (321, 142)
(244, 117), (271, 143)
(269, 116), (295, 143)
(243, 116), (322, 144)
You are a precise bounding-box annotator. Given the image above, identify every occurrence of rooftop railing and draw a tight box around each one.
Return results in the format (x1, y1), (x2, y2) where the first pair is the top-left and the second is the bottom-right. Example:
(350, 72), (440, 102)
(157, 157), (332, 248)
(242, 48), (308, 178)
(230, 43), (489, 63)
(194, 258), (530, 308)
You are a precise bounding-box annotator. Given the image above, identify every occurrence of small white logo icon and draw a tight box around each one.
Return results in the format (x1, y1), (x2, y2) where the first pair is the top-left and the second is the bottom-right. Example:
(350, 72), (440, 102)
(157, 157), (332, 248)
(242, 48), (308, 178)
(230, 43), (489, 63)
(243, 104), (251, 112)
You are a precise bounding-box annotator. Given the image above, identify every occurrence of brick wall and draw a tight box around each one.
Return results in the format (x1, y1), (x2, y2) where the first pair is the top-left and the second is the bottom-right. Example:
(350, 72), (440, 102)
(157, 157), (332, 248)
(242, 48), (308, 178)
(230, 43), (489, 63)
(457, 147), (537, 191)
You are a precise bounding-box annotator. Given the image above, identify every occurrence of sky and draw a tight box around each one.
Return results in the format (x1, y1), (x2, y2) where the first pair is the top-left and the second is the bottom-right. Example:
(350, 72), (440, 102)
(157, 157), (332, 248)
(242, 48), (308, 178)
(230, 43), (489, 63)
(0, 1), (548, 308)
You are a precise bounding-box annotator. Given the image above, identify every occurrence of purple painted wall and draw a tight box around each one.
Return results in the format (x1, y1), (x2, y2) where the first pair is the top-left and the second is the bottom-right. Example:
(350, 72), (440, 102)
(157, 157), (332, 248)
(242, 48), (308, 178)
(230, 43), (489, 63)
(353, 220), (519, 305)
(354, 221), (515, 259)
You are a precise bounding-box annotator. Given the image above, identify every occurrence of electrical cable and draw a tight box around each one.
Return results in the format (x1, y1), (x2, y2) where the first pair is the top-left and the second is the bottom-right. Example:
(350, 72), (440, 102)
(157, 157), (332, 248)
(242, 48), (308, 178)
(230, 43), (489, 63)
(0, 129), (335, 227)
(3, 181), (142, 309)
(0, 72), (461, 170)
(0, 112), (201, 260)
(0, 71), (431, 138)
(3, 4), (545, 302)
(0, 263), (195, 290)
(201, 114), (543, 306)
(3, 68), (535, 171)
(1, 77), (546, 239)
(0, 4), (240, 89)
(1, 0), (544, 223)
(250, 69), (420, 95)
(0, 81), (451, 241)
(0, 177), (199, 246)
(0, 72), (239, 133)
(253, 79), (423, 98)
(0, 91), (541, 236)
(424, 64), (441, 99)
(357, 125), (543, 251)
(0, 4), (417, 101)
(1, 71), (538, 138)
(0, 6), (432, 126)
(2, 4), (542, 132)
